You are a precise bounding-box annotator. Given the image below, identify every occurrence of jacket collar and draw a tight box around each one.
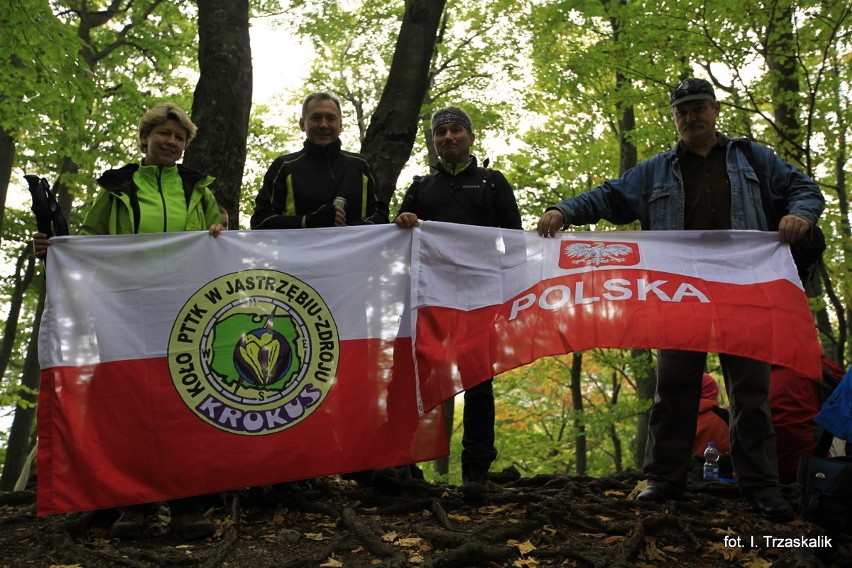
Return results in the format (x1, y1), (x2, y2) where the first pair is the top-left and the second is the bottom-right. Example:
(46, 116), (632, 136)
(97, 161), (207, 192)
(432, 155), (478, 176)
(304, 138), (342, 157)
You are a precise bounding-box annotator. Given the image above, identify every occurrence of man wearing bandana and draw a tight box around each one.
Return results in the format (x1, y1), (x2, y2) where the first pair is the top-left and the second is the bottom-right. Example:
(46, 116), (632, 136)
(395, 106), (522, 500)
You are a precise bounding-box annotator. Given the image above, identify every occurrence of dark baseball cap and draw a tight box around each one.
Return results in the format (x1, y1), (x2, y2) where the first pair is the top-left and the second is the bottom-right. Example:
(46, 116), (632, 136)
(669, 78), (716, 107)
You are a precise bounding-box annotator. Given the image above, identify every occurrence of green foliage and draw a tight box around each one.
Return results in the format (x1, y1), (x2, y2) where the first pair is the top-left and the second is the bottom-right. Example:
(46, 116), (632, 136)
(5, 1), (200, 217)
(286, 0), (532, 195)
(240, 106), (304, 228)
(0, 209), (40, 394)
(421, 351), (654, 483)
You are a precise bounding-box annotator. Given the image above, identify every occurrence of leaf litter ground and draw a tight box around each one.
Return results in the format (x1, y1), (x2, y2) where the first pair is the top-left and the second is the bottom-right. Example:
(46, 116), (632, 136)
(1, 469), (849, 567)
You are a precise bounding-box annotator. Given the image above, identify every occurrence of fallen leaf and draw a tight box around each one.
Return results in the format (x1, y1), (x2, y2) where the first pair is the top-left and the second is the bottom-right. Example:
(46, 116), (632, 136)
(319, 557), (343, 567)
(642, 540), (672, 562)
(480, 505), (512, 514)
(447, 513), (471, 522)
(712, 527), (737, 536)
(381, 531), (398, 543)
(397, 537), (423, 548)
(507, 539), (536, 555)
(305, 532), (324, 541)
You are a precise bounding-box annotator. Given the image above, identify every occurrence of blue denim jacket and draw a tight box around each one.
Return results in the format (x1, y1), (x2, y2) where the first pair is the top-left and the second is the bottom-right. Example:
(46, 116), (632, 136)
(550, 136), (824, 230)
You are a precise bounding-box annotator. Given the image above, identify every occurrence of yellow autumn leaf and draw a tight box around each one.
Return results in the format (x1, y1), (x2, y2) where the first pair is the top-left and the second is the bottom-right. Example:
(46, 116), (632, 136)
(447, 513), (471, 522)
(712, 527), (737, 536)
(397, 537), (423, 548)
(480, 505), (512, 514)
(708, 540), (741, 561)
(507, 539), (536, 555)
(319, 557), (343, 567)
(745, 556), (773, 568)
(381, 531), (398, 543)
(305, 532), (324, 541)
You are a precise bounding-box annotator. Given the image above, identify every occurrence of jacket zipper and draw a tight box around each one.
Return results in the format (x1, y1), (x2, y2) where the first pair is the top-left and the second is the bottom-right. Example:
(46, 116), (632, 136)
(156, 167), (168, 232)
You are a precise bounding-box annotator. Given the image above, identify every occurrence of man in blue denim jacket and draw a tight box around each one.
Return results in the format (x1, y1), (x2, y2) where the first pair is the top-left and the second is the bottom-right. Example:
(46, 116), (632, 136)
(537, 78), (824, 522)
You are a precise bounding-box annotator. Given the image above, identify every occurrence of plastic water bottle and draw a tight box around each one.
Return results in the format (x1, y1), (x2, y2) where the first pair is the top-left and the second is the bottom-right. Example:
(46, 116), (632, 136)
(703, 441), (720, 481)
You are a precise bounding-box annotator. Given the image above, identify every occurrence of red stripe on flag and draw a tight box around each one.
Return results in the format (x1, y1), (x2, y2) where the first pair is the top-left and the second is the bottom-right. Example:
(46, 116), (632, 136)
(37, 338), (446, 515)
(415, 269), (820, 412)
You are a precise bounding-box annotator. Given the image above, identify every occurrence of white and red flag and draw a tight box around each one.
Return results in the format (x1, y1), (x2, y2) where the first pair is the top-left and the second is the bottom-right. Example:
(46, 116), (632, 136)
(37, 223), (821, 514)
(410, 223), (822, 414)
(37, 226), (447, 515)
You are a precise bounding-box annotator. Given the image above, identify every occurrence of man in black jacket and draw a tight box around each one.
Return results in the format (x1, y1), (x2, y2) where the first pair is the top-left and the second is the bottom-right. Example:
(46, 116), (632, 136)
(395, 106), (523, 499)
(251, 92), (388, 230)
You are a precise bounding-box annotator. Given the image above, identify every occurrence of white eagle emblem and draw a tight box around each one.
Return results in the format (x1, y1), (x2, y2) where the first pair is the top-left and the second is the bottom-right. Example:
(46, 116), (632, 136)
(564, 242), (634, 266)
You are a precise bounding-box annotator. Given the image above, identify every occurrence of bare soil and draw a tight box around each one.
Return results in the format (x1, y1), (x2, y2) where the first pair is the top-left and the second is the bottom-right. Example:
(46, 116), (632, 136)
(1, 469), (849, 567)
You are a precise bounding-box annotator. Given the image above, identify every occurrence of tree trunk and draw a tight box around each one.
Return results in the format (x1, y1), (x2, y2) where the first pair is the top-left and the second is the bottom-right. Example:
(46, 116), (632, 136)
(831, 59), (849, 367)
(570, 352), (586, 476)
(432, 399), (454, 476)
(0, 281), (44, 491)
(631, 349), (655, 468)
(360, 0), (447, 207)
(183, 0), (252, 228)
(0, 125), (15, 243)
(764, 2), (802, 165)
(0, 248), (35, 380)
(608, 371), (623, 472)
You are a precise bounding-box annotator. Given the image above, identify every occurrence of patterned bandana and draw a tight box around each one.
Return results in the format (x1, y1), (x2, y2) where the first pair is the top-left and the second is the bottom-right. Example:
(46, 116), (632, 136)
(669, 78), (716, 108)
(431, 109), (473, 134)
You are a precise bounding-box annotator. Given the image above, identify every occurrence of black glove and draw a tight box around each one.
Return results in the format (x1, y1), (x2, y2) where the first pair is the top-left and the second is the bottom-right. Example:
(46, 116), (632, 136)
(305, 204), (336, 228)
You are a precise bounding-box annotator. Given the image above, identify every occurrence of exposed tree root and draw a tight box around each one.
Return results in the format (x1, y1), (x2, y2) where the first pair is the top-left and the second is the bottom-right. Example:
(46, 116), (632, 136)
(1, 471), (848, 567)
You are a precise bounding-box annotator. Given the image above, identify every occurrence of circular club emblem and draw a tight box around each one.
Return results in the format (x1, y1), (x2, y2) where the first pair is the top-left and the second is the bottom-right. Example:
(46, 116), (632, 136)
(168, 270), (339, 435)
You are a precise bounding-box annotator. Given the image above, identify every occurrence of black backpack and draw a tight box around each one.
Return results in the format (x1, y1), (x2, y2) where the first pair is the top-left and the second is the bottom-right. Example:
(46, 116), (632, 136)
(798, 455), (852, 533)
(799, 362), (851, 533)
(737, 140), (826, 292)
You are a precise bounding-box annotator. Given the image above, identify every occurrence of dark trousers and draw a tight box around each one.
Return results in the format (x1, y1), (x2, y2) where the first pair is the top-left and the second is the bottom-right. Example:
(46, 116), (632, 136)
(461, 379), (498, 480)
(645, 350), (779, 493)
